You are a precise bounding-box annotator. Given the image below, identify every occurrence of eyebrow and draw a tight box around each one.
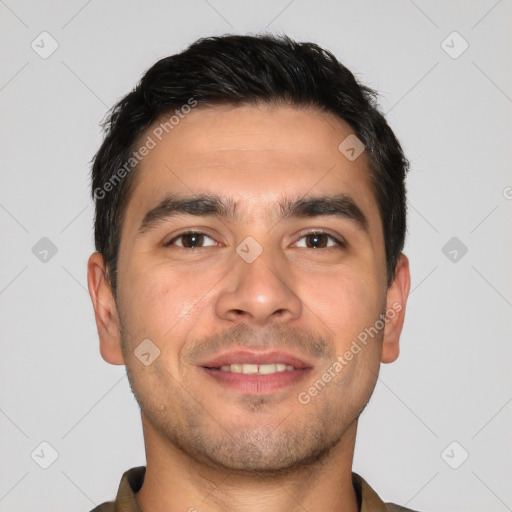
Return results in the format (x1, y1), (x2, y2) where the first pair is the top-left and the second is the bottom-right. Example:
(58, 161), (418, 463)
(137, 193), (369, 234)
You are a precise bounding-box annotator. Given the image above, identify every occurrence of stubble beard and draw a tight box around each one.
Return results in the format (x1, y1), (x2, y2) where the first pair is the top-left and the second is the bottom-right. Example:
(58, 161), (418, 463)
(120, 321), (376, 476)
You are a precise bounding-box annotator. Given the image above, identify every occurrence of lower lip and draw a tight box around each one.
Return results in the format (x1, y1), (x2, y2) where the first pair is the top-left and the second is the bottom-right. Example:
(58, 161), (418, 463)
(200, 367), (311, 393)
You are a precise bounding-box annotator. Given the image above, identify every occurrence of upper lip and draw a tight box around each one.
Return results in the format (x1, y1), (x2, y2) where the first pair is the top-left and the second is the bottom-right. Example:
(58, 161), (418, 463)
(198, 350), (313, 369)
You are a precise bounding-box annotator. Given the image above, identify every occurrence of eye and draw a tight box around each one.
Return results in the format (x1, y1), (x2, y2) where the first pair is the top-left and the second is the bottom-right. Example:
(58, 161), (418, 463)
(165, 231), (218, 248)
(294, 231), (344, 249)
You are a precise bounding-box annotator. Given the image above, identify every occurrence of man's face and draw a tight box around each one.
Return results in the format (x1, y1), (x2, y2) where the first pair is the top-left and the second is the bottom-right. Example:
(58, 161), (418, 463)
(90, 104), (408, 472)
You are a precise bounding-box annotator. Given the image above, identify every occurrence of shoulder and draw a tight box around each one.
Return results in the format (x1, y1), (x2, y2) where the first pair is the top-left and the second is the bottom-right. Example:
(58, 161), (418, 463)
(87, 466), (146, 512)
(88, 504), (115, 512)
(386, 504), (421, 512)
(352, 472), (421, 512)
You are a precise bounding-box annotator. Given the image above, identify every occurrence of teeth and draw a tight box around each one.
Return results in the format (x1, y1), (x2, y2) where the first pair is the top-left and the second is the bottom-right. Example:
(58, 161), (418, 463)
(258, 364), (276, 374)
(219, 363), (296, 374)
(243, 364), (259, 374)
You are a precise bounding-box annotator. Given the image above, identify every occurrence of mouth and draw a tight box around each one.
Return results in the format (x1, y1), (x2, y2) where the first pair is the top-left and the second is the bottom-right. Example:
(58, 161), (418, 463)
(198, 350), (313, 393)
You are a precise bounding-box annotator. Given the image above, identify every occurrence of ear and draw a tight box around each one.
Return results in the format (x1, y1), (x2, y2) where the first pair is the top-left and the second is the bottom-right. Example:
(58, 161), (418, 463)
(87, 252), (124, 365)
(381, 253), (411, 364)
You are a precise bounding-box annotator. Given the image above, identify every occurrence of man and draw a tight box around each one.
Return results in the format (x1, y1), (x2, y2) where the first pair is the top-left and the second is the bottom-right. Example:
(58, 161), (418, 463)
(87, 34), (413, 511)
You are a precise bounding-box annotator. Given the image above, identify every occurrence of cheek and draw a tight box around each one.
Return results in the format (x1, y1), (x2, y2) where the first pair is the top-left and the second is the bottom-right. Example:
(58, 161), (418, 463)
(118, 268), (204, 379)
(300, 267), (384, 342)
(120, 262), (218, 342)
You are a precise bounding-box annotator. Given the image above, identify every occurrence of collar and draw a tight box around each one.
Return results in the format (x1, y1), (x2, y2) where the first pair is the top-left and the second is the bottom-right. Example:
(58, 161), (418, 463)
(103, 466), (414, 512)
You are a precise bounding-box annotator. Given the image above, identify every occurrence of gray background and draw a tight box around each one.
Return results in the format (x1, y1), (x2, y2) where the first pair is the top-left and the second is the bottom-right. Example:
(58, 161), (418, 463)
(1, 0), (511, 510)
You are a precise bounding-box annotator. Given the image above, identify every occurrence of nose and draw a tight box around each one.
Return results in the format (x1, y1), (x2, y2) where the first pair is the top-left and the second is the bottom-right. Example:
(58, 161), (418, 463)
(215, 248), (302, 326)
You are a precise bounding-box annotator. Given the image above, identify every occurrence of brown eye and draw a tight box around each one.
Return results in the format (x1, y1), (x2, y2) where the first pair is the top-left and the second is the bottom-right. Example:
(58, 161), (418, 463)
(166, 232), (217, 248)
(295, 232), (343, 249)
(305, 233), (328, 248)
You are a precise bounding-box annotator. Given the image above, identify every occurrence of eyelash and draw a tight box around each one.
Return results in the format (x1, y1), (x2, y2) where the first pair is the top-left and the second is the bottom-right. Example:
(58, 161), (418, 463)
(164, 230), (345, 249)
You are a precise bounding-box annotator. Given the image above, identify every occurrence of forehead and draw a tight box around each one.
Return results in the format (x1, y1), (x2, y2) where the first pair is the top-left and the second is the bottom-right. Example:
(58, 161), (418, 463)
(122, 104), (380, 232)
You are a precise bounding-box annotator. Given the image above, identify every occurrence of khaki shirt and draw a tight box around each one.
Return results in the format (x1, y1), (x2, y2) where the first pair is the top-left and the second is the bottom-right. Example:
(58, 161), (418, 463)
(90, 467), (418, 512)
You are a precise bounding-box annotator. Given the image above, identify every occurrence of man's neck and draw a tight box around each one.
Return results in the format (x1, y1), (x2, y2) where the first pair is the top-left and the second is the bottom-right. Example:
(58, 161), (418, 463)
(136, 420), (360, 512)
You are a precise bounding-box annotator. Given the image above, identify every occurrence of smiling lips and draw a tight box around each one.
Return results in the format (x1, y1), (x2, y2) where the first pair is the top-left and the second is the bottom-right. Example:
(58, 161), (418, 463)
(199, 350), (313, 392)
(219, 363), (295, 375)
